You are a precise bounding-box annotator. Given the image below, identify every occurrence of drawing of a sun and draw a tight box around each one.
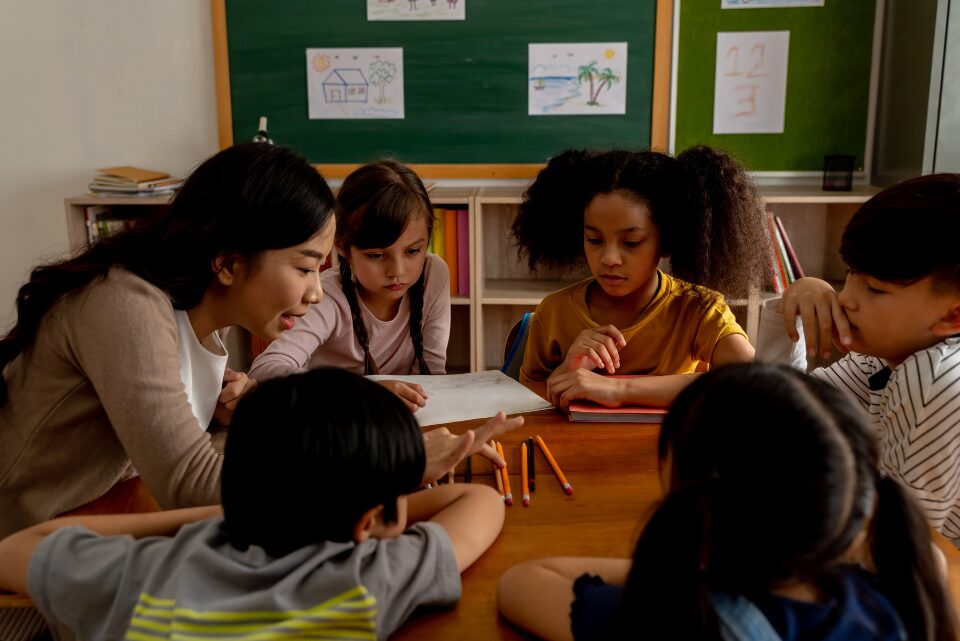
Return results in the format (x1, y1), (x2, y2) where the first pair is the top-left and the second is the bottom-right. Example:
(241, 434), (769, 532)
(313, 54), (330, 72)
(604, 49), (616, 59)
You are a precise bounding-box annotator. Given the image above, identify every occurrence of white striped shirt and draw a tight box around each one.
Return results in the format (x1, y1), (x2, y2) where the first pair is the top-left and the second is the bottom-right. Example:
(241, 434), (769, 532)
(758, 301), (960, 544)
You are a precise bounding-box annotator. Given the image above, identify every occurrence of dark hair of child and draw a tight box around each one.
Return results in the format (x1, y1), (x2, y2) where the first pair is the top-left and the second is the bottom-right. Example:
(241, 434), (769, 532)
(220, 367), (425, 558)
(609, 362), (958, 641)
(841, 172), (960, 292)
(511, 146), (768, 298)
(335, 160), (435, 375)
(0, 143), (336, 405)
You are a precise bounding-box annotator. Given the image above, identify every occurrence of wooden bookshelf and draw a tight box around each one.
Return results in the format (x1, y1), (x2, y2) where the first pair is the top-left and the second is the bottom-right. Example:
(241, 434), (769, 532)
(66, 184), (878, 372)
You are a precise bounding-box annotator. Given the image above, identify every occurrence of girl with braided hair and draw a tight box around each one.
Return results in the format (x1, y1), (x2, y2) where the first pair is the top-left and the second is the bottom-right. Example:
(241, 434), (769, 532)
(249, 160), (450, 412)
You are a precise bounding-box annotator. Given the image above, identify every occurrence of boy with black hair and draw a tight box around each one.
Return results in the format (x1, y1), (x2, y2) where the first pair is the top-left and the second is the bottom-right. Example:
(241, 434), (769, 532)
(759, 173), (960, 545)
(0, 368), (514, 640)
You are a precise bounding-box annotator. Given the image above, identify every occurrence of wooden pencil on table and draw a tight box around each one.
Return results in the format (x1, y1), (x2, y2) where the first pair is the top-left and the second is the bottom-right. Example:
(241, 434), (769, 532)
(535, 434), (573, 495)
(520, 441), (530, 507)
(496, 441), (513, 506)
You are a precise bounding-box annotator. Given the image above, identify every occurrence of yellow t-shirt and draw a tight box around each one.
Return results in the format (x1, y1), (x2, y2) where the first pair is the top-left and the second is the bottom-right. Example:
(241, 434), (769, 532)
(520, 271), (746, 383)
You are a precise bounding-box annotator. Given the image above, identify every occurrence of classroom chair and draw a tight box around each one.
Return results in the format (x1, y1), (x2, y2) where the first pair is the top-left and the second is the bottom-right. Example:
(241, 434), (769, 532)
(0, 595), (47, 641)
(501, 312), (534, 381)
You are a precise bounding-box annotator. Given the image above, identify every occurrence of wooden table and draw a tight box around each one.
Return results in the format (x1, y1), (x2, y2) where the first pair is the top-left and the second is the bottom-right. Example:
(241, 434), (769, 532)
(4, 407), (959, 640)
(395, 408), (664, 640)
(394, 406), (960, 640)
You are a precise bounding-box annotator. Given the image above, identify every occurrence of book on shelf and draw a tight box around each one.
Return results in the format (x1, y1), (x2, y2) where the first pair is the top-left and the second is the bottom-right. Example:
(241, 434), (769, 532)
(443, 209), (459, 297)
(567, 375), (668, 423)
(83, 205), (145, 245)
(764, 211), (788, 294)
(456, 209), (470, 296)
(90, 166), (182, 194)
(772, 214), (805, 279)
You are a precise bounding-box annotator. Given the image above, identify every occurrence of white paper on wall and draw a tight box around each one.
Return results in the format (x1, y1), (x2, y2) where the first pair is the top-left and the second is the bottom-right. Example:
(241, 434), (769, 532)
(528, 43), (628, 116)
(368, 0), (465, 21)
(713, 31), (789, 134)
(306, 48), (404, 119)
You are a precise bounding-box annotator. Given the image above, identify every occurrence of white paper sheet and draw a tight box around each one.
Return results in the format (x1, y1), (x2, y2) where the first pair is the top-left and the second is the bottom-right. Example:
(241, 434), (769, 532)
(722, 0), (823, 8)
(367, 370), (554, 427)
(367, 0), (465, 21)
(713, 31), (789, 134)
(528, 43), (628, 116)
(306, 48), (404, 119)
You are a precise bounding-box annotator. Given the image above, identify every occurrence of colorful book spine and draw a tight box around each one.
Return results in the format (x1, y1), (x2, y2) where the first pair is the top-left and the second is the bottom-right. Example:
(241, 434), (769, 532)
(765, 211), (787, 294)
(769, 212), (795, 283)
(456, 209), (470, 296)
(773, 215), (805, 279)
(443, 209), (459, 296)
(432, 208), (445, 260)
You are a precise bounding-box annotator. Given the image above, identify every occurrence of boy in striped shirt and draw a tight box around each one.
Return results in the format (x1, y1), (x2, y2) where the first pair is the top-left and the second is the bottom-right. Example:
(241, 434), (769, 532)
(759, 174), (960, 545)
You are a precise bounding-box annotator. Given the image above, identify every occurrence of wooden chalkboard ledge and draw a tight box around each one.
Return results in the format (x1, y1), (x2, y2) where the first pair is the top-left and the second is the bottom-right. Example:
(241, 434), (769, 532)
(315, 164), (546, 180)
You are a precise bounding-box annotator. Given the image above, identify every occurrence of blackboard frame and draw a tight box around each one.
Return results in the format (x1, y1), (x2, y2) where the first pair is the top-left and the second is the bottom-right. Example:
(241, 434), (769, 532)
(211, 0), (673, 178)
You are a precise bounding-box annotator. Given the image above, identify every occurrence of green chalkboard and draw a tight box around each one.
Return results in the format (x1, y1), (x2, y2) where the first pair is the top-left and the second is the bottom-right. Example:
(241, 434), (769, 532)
(674, 0), (876, 172)
(222, 0), (659, 168)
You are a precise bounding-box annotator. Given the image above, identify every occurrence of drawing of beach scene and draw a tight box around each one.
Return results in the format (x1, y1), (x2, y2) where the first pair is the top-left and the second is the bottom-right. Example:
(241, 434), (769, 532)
(367, 0), (465, 21)
(528, 43), (627, 116)
(306, 48), (404, 119)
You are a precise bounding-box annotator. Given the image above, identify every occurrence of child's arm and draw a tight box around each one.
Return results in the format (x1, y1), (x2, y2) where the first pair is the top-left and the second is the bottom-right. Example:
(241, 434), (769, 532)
(213, 368), (258, 426)
(497, 557), (631, 641)
(406, 484), (504, 572)
(0, 506), (222, 596)
(546, 369), (694, 410)
(709, 333), (755, 366)
(779, 277), (853, 359)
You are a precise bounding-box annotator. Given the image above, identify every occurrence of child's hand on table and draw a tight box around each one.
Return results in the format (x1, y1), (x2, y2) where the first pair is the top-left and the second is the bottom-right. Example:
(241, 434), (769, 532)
(563, 325), (626, 374)
(421, 412), (524, 484)
(546, 368), (623, 412)
(377, 379), (428, 412)
(779, 277), (852, 359)
(213, 369), (257, 426)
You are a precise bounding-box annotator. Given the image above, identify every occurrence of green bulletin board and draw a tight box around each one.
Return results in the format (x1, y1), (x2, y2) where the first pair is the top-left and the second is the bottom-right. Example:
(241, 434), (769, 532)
(222, 0), (660, 167)
(674, 0), (877, 172)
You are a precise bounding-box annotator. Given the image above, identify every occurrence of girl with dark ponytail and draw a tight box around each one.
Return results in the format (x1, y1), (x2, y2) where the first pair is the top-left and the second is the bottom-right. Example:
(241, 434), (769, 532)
(499, 363), (959, 641)
(249, 160), (451, 413)
(0, 143), (337, 537)
(513, 146), (768, 410)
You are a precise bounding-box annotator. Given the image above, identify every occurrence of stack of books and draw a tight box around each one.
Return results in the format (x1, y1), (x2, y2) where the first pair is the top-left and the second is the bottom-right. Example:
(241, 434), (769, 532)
(765, 211), (805, 294)
(89, 166), (182, 194)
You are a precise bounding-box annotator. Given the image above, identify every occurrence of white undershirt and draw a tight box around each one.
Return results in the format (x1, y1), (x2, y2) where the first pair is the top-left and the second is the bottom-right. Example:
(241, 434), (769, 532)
(175, 310), (228, 431)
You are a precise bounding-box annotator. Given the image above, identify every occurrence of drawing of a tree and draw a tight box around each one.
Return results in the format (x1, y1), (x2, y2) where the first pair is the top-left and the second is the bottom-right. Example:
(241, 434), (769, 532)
(577, 60), (621, 106)
(368, 60), (397, 104)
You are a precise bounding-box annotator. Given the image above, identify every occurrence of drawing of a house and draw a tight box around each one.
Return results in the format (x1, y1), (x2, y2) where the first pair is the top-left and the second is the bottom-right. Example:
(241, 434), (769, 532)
(322, 69), (369, 103)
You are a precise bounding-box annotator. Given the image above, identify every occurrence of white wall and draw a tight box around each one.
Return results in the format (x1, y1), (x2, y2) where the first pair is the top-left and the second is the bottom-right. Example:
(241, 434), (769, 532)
(0, 1), (219, 328)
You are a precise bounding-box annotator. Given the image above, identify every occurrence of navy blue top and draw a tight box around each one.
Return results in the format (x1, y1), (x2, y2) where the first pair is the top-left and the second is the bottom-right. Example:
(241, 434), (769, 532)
(570, 567), (905, 641)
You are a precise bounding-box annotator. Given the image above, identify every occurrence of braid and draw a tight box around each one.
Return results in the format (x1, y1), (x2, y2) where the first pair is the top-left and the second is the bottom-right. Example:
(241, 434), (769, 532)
(339, 259), (379, 375)
(407, 266), (430, 374)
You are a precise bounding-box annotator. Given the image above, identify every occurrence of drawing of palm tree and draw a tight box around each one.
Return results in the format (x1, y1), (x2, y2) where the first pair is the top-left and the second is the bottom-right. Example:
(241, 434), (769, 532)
(591, 67), (620, 105)
(577, 61), (599, 104)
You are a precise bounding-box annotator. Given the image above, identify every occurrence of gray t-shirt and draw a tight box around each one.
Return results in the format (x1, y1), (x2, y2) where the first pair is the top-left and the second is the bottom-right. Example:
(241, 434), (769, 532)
(28, 518), (460, 641)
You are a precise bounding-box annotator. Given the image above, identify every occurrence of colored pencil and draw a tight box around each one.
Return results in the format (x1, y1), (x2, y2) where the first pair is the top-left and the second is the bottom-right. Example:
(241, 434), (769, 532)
(527, 436), (536, 491)
(448, 467), (456, 484)
(535, 434), (573, 495)
(496, 441), (513, 506)
(520, 442), (530, 507)
(464, 455), (472, 483)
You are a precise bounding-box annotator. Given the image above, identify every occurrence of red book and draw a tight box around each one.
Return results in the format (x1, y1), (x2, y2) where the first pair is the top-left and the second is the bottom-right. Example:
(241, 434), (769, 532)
(456, 209), (470, 296)
(773, 215), (805, 279)
(443, 209), (458, 296)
